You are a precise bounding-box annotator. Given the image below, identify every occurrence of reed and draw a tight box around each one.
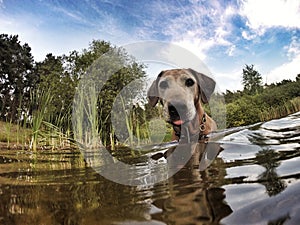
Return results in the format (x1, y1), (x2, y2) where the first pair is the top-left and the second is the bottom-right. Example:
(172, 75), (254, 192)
(0, 120), (31, 148)
(73, 84), (101, 149)
(3, 119), (12, 148)
(259, 97), (300, 121)
(29, 89), (53, 151)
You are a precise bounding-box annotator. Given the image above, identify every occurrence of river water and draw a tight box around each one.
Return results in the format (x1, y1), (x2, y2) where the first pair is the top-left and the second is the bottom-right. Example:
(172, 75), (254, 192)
(0, 112), (299, 225)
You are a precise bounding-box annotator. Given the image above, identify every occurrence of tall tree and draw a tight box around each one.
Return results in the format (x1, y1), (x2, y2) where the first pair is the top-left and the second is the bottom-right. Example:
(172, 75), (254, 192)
(0, 34), (35, 121)
(34, 54), (70, 121)
(242, 64), (263, 95)
(35, 40), (146, 139)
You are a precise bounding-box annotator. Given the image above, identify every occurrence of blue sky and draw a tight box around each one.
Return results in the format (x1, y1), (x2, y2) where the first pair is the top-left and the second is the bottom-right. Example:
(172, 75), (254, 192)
(0, 0), (299, 91)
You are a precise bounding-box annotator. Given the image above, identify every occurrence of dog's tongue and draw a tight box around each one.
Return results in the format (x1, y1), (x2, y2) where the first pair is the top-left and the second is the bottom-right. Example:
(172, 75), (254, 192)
(173, 120), (184, 125)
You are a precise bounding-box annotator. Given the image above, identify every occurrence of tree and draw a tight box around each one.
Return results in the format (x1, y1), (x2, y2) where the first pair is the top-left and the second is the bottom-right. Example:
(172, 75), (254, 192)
(33, 53), (75, 128)
(36, 40), (146, 143)
(0, 34), (35, 121)
(242, 64), (263, 95)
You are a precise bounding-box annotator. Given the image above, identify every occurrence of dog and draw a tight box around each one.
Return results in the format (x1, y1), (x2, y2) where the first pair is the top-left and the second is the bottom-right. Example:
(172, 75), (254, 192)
(147, 68), (217, 141)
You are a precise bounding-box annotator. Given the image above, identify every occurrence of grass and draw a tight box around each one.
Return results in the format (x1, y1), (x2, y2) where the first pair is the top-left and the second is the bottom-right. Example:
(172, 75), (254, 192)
(260, 97), (300, 121)
(0, 120), (31, 149)
(30, 89), (53, 151)
(1, 95), (298, 150)
(72, 83), (101, 149)
(3, 87), (298, 150)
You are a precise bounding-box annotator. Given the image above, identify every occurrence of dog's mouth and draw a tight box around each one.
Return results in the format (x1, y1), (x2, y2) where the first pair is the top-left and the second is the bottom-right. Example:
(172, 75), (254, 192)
(167, 103), (190, 126)
(172, 119), (184, 126)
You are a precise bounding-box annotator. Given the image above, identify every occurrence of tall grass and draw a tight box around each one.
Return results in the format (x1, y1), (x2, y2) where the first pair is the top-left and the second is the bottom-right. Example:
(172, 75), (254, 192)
(72, 84), (101, 149)
(29, 89), (53, 151)
(0, 120), (31, 149)
(260, 97), (300, 121)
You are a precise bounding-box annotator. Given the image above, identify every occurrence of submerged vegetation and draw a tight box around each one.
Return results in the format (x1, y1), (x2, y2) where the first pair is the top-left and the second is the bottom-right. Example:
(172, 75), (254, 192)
(0, 34), (299, 149)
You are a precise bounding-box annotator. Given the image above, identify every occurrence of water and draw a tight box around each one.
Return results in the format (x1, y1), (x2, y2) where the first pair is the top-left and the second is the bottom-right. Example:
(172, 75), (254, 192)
(0, 112), (299, 225)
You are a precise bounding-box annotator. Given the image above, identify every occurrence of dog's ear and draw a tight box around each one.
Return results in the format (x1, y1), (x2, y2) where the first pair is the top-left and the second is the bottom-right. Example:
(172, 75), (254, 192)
(147, 71), (164, 107)
(187, 68), (216, 103)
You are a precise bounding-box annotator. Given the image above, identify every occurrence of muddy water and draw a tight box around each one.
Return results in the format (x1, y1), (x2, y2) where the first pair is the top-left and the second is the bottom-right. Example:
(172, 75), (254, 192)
(0, 112), (299, 225)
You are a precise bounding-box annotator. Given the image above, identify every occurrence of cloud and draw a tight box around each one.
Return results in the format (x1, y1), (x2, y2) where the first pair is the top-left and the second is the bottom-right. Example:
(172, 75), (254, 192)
(226, 45), (236, 56)
(266, 54), (300, 84)
(240, 0), (300, 33)
(0, 11), (93, 61)
(266, 35), (300, 84)
(241, 30), (257, 41)
(0, 1), (136, 61)
(152, 1), (238, 60)
(285, 36), (300, 59)
(213, 69), (243, 92)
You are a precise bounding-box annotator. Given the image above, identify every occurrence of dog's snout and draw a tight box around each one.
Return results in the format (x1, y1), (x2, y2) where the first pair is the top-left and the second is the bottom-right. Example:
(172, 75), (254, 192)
(168, 102), (187, 115)
(168, 104), (177, 115)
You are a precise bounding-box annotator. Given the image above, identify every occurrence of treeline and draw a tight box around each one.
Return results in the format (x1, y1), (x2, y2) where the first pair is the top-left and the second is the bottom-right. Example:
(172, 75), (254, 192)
(1, 33), (299, 148)
(224, 65), (300, 127)
(0, 34), (146, 148)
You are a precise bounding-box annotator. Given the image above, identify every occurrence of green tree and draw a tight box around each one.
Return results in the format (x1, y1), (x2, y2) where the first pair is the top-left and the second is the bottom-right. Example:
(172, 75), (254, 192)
(226, 96), (261, 127)
(242, 64), (263, 95)
(36, 40), (146, 143)
(34, 53), (76, 125)
(0, 34), (35, 121)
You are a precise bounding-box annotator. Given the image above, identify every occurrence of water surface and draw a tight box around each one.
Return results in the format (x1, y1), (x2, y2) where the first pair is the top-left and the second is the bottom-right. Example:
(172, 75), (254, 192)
(0, 112), (299, 224)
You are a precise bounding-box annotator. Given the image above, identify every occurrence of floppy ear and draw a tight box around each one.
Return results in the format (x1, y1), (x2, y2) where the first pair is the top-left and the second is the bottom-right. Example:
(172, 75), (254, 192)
(147, 71), (164, 107)
(187, 68), (216, 103)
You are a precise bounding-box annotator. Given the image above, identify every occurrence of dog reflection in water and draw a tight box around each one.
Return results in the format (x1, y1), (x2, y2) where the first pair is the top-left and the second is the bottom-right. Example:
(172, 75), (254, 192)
(151, 142), (232, 224)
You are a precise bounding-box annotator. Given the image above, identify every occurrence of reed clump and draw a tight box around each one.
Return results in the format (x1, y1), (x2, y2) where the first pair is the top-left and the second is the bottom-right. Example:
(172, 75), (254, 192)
(260, 97), (300, 121)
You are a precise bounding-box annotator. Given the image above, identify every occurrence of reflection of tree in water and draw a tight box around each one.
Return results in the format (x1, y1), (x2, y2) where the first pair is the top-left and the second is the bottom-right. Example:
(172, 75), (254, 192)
(255, 149), (286, 196)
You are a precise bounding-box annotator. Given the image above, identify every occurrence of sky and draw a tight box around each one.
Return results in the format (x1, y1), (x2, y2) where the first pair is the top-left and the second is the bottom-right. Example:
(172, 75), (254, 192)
(0, 0), (299, 92)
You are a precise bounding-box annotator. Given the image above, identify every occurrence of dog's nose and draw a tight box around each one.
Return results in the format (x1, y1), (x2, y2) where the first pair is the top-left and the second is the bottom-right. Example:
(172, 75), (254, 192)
(168, 103), (187, 115)
(168, 104), (177, 115)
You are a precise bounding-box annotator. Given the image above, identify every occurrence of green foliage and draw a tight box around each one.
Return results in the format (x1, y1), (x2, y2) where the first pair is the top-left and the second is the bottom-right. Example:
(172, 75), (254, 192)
(226, 96), (261, 127)
(0, 33), (147, 148)
(260, 97), (300, 121)
(30, 88), (53, 151)
(1, 32), (299, 148)
(0, 120), (30, 148)
(242, 64), (263, 95)
(0, 34), (35, 121)
(225, 76), (300, 127)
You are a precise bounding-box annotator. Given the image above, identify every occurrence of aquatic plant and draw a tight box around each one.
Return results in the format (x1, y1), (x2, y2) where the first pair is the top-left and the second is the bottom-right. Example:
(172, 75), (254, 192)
(260, 97), (300, 121)
(29, 89), (53, 151)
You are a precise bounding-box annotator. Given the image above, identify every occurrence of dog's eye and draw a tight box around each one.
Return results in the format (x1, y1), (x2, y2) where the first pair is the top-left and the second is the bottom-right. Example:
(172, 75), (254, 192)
(185, 78), (195, 87)
(159, 80), (169, 89)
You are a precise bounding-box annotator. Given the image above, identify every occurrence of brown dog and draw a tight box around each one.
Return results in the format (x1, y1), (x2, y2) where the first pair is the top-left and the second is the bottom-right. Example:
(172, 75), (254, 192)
(147, 68), (217, 141)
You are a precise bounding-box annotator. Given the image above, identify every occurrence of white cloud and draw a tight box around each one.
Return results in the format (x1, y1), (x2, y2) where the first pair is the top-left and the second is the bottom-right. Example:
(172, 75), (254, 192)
(285, 36), (300, 60)
(241, 30), (257, 40)
(240, 0), (300, 33)
(266, 35), (300, 84)
(226, 45), (236, 56)
(0, 13), (93, 61)
(172, 35), (214, 61)
(0, 5), (134, 61)
(159, 2), (238, 61)
(213, 69), (243, 92)
(266, 54), (300, 84)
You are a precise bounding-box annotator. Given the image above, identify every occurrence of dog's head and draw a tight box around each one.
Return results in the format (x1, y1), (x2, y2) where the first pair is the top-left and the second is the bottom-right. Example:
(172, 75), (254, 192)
(147, 68), (215, 126)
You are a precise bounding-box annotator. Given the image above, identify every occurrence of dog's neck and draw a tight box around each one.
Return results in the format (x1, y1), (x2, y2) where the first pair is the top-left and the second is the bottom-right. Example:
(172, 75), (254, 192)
(172, 112), (207, 142)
